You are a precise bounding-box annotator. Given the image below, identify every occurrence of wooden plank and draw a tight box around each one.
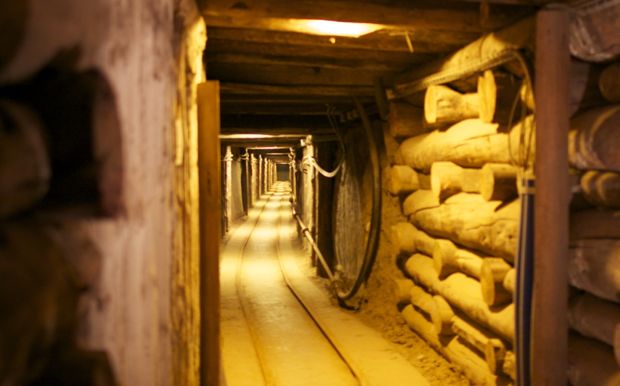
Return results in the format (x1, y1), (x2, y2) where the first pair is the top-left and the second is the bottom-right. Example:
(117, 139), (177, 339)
(220, 82), (374, 97)
(221, 114), (332, 130)
(206, 39), (434, 65)
(205, 51), (424, 72)
(390, 16), (535, 99)
(532, 8), (569, 386)
(200, 0), (531, 33)
(221, 103), (341, 116)
(197, 81), (221, 386)
(207, 26), (469, 54)
(207, 62), (395, 86)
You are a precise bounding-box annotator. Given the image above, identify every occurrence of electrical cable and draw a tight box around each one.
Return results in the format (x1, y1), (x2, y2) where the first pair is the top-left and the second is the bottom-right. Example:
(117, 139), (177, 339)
(334, 98), (382, 305)
(301, 105), (346, 178)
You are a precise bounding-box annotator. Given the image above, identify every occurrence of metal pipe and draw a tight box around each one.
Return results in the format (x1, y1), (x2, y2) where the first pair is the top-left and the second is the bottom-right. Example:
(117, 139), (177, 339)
(290, 202), (336, 283)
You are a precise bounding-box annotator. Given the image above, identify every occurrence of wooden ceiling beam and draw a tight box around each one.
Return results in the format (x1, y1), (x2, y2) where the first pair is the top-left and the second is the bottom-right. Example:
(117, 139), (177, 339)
(220, 83), (374, 97)
(205, 39), (432, 64)
(222, 114), (333, 130)
(221, 103), (341, 116)
(200, 0), (530, 33)
(208, 62), (392, 86)
(205, 51), (429, 72)
(206, 27), (472, 54)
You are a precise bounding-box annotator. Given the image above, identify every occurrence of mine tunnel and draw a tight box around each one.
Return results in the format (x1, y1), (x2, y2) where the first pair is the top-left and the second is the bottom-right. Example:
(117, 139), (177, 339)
(1, 1), (620, 386)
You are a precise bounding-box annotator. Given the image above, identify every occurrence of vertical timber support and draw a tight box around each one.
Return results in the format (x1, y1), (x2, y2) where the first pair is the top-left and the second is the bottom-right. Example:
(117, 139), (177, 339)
(258, 155), (263, 198)
(223, 146), (233, 235)
(532, 7), (569, 386)
(289, 148), (296, 199)
(302, 136), (315, 259)
(197, 81), (221, 386)
(250, 153), (257, 206)
(241, 149), (250, 214)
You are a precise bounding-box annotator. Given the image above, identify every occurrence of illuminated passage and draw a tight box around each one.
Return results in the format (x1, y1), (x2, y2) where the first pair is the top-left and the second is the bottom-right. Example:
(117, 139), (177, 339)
(220, 182), (357, 386)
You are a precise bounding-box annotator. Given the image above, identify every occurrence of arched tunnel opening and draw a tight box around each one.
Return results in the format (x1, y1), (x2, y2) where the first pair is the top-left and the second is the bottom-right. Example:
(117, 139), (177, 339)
(1, 1), (620, 386)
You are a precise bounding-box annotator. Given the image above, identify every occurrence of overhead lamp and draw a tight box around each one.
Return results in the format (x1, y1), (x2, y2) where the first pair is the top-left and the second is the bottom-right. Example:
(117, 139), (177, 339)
(285, 19), (384, 38)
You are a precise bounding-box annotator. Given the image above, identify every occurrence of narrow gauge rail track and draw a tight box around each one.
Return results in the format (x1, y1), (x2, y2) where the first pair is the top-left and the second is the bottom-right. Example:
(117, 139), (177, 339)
(220, 182), (428, 386)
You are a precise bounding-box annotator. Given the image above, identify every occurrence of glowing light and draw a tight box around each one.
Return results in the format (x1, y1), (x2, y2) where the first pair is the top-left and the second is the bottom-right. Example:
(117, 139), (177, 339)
(287, 19), (384, 38)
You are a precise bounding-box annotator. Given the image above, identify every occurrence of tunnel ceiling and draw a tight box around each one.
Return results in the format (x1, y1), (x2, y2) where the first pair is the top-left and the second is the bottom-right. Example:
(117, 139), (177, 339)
(200, 0), (537, 137)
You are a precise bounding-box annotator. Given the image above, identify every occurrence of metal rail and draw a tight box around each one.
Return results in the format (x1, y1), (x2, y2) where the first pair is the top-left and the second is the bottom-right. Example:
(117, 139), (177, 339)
(231, 187), (362, 386)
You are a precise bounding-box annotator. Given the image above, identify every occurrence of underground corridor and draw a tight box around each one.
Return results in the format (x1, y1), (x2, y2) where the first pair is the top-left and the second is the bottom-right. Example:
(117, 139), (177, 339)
(2, 1), (620, 386)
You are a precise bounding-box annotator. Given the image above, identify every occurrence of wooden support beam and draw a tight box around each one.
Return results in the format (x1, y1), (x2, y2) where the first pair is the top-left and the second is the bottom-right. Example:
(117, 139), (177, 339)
(205, 42), (432, 70)
(220, 83), (374, 97)
(208, 62), (391, 87)
(532, 8), (569, 386)
(390, 16), (535, 99)
(207, 26), (469, 54)
(200, 0), (531, 33)
(221, 115), (332, 131)
(197, 81), (221, 386)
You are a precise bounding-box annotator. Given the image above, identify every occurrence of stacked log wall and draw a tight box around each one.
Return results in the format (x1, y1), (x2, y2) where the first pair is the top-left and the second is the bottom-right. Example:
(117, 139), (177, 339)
(386, 68), (525, 385)
(566, 59), (620, 385)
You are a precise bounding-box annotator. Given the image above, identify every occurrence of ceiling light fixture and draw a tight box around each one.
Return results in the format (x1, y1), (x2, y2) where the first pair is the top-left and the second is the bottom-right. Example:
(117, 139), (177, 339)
(286, 19), (384, 38)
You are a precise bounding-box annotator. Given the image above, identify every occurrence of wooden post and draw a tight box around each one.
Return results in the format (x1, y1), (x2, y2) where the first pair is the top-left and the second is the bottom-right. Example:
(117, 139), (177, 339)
(532, 7), (569, 386)
(223, 146), (233, 234)
(302, 136), (315, 258)
(197, 81), (221, 386)
(241, 149), (250, 214)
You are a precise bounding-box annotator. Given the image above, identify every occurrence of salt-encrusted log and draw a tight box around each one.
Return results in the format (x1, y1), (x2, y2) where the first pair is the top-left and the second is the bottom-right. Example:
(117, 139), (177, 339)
(569, 105), (620, 172)
(430, 162), (481, 201)
(388, 102), (427, 138)
(432, 295), (455, 336)
(599, 62), (620, 103)
(480, 163), (518, 202)
(405, 254), (514, 341)
(502, 269), (516, 296)
(412, 225), (437, 256)
(402, 189), (440, 216)
(569, 59), (606, 116)
(401, 304), (440, 347)
(390, 17), (535, 100)
(580, 170), (620, 208)
(396, 116), (533, 173)
(390, 222), (436, 256)
(390, 222), (417, 255)
(393, 278), (415, 307)
(402, 306), (508, 386)
(568, 334), (620, 386)
(519, 61), (606, 116)
(410, 193), (520, 261)
(569, 292), (620, 351)
(503, 351), (516, 380)
(451, 316), (507, 374)
(444, 336), (511, 386)
(386, 165), (420, 196)
(478, 70), (521, 124)
(519, 82), (535, 112)
(571, 210), (620, 240)
(410, 283), (437, 318)
(569, 239), (620, 303)
(424, 84), (480, 127)
(418, 173), (431, 190)
(0, 100), (50, 218)
(480, 258), (513, 307)
(433, 239), (484, 279)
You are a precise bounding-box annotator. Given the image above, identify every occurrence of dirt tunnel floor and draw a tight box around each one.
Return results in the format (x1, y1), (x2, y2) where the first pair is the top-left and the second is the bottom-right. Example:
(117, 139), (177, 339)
(220, 182), (463, 386)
